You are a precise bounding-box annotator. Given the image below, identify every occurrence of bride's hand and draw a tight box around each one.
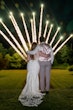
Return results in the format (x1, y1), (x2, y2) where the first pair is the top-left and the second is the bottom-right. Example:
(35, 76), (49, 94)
(39, 51), (50, 58)
(27, 54), (31, 61)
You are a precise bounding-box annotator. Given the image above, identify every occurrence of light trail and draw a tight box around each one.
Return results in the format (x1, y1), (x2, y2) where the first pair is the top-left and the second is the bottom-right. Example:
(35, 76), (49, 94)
(43, 20), (49, 38)
(30, 19), (34, 42)
(0, 30), (26, 61)
(52, 36), (63, 51)
(38, 4), (44, 43)
(9, 12), (28, 51)
(20, 13), (31, 48)
(50, 27), (60, 46)
(46, 24), (53, 43)
(54, 34), (73, 55)
(0, 20), (27, 57)
(32, 12), (37, 42)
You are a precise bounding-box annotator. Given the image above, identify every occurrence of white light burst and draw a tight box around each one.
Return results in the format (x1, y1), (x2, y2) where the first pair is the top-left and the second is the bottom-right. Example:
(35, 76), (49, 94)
(0, 4), (73, 62)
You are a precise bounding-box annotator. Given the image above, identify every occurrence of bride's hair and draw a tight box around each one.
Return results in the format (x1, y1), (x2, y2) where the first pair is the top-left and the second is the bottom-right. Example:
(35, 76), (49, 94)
(31, 42), (37, 50)
(30, 42), (37, 60)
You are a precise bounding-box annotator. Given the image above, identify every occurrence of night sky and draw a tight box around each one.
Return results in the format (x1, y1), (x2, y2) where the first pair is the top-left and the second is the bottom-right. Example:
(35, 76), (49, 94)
(0, 0), (73, 47)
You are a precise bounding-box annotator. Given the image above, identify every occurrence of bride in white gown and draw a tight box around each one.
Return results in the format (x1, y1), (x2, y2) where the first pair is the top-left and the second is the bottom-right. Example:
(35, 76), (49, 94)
(18, 43), (45, 107)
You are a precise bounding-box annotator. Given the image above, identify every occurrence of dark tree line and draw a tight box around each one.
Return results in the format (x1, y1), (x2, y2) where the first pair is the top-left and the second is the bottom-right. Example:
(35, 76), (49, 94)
(0, 43), (27, 69)
(0, 43), (73, 69)
(53, 45), (73, 68)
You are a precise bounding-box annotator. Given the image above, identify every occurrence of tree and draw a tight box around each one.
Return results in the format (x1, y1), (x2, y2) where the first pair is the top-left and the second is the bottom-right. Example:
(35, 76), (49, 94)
(54, 45), (73, 66)
(0, 53), (8, 69)
(68, 47), (73, 65)
(0, 43), (7, 56)
(55, 51), (62, 64)
(10, 53), (22, 69)
(7, 47), (15, 55)
(60, 45), (70, 63)
(5, 54), (12, 69)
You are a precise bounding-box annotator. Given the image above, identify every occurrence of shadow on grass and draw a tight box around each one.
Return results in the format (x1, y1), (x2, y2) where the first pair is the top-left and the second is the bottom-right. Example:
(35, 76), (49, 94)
(0, 75), (7, 78)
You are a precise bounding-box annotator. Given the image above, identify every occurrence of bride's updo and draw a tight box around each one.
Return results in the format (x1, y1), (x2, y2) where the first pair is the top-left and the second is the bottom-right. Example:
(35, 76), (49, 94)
(30, 42), (37, 60)
(31, 42), (37, 50)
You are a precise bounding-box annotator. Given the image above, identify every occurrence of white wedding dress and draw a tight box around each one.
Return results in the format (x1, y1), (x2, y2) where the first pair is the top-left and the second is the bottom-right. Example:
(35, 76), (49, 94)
(18, 55), (45, 107)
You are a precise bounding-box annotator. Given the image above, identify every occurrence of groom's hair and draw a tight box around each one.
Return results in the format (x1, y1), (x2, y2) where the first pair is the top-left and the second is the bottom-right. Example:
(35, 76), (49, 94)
(40, 36), (45, 42)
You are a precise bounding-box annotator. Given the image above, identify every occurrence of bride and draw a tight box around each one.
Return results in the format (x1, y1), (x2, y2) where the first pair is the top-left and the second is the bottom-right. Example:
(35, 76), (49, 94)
(18, 42), (46, 107)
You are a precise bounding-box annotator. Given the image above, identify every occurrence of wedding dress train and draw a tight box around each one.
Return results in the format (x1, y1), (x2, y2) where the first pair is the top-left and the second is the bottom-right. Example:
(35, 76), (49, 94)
(18, 60), (45, 107)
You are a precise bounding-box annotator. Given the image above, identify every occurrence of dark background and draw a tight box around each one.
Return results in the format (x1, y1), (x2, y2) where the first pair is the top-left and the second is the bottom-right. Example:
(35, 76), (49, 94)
(0, 0), (73, 47)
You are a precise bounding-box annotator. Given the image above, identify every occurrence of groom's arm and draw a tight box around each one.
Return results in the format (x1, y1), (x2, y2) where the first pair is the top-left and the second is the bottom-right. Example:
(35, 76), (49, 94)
(27, 45), (39, 55)
(50, 47), (54, 64)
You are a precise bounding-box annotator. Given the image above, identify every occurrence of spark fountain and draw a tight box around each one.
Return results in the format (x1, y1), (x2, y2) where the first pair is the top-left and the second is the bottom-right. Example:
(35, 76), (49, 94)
(0, 4), (73, 62)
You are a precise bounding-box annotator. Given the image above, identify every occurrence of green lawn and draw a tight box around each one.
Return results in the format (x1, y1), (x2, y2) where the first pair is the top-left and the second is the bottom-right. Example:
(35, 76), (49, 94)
(0, 69), (73, 110)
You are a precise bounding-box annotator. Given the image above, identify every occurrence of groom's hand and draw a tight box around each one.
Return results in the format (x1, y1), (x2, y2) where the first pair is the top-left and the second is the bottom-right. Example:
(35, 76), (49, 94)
(39, 51), (50, 58)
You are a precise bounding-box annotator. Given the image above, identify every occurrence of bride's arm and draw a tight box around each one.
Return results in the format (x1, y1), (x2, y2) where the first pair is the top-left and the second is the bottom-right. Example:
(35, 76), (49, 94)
(39, 51), (50, 58)
(27, 45), (39, 55)
(27, 54), (31, 62)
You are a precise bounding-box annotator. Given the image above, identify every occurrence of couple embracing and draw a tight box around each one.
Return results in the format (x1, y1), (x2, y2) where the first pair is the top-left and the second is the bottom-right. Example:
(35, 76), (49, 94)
(18, 36), (54, 107)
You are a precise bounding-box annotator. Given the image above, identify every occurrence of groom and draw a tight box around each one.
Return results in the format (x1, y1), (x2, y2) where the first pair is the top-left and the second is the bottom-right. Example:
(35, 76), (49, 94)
(28, 36), (54, 94)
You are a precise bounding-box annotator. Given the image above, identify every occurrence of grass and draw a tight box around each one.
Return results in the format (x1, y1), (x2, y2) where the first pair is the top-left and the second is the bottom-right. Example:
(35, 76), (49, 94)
(0, 69), (73, 110)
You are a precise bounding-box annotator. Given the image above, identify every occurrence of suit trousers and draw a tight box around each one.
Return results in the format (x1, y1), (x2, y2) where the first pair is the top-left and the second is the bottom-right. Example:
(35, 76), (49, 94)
(39, 61), (51, 92)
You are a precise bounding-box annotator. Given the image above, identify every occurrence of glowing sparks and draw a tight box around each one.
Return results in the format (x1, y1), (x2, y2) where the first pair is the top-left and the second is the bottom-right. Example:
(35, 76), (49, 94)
(0, 20), (27, 57)
(43, 20), (49, 38)
(41, 4), (44, 8)
(30, 19), (34, 42)
(0, 18), (2, 22)
(0, 4), (73, 61)
(9, 12), (28, 51)
(50, 27), (61, 46)
(20, 13), (31, 48)
(54, 34), (73, 55)
(32, 12), (37, 42)
(20, 12), (24, 17)
(53, 36), (63, 51)
(46, 24), (53, 43)
(38, 4), (44, 43)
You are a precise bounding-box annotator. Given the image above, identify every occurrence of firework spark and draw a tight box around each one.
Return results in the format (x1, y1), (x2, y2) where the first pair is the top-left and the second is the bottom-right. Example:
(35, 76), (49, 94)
(0, 4), (72, 62)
